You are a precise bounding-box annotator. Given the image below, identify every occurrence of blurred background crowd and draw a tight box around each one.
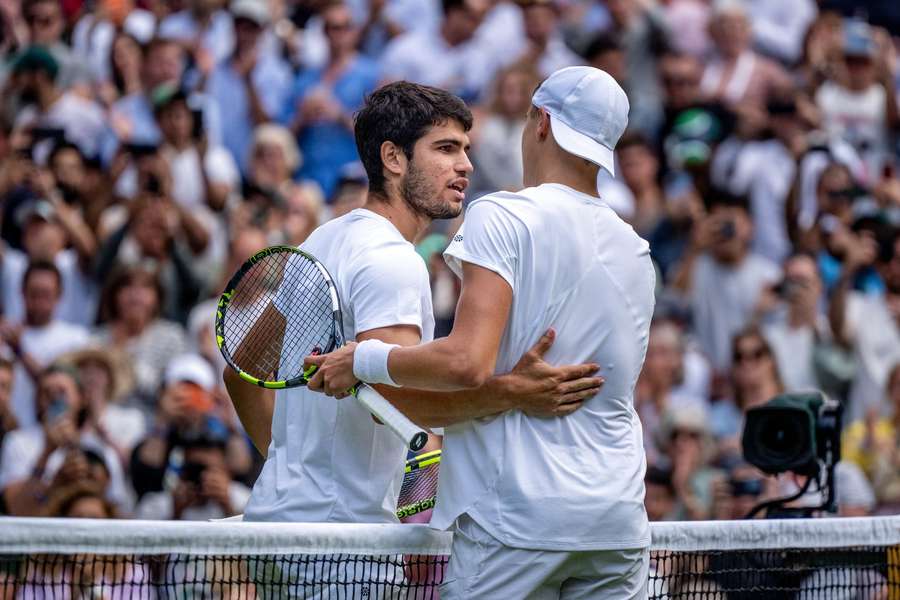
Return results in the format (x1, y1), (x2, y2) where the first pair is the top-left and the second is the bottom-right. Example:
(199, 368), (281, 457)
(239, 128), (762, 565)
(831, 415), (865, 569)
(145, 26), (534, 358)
(0, 0), (896, 524)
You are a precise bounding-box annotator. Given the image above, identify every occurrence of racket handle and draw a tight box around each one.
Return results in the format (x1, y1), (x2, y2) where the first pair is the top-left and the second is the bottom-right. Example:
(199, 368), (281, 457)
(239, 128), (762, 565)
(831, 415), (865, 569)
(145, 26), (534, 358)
(355, 385), (429, 451)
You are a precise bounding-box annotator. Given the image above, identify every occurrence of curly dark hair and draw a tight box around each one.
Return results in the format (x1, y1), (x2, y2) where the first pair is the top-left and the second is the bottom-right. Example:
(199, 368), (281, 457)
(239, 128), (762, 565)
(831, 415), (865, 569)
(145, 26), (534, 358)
(354, 81), (472, 196)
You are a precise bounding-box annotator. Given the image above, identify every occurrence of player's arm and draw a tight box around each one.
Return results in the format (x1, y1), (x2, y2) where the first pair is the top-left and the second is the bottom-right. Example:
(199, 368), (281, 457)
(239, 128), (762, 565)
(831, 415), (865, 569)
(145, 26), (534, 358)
(375, 328), (602, 428)
(307, 262), (512, 393)
(222, 303), (282, 457)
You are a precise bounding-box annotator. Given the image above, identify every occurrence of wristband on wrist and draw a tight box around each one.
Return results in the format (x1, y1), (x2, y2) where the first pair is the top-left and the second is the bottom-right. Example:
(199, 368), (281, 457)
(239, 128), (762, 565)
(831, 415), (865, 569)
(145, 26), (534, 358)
(353, 339), (400, 387)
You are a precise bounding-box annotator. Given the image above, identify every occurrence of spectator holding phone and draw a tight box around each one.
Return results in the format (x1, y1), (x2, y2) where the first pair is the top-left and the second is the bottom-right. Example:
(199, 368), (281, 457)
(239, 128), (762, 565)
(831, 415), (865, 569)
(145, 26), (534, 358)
(0, 364), (130, 515)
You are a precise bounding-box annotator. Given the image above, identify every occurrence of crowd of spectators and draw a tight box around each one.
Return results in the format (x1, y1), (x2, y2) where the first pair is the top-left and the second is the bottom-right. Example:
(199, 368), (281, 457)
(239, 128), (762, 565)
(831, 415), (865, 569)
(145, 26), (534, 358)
(0, 0), (896, 527)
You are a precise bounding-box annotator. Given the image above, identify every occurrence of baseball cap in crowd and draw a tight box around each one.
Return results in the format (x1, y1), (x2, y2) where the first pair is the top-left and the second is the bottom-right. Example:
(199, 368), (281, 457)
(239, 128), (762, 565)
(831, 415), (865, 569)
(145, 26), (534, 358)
(11, 45), (59, 80)
(231, 0), (270, 26)
(843, 19), (876, 58)
(164, 354), (216, 393)
(532, 66), (629, 176)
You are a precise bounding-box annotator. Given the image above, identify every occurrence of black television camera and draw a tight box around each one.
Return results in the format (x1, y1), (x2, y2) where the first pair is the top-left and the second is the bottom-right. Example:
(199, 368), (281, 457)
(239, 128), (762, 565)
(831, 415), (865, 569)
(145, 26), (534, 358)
(741, 392), (842, 519)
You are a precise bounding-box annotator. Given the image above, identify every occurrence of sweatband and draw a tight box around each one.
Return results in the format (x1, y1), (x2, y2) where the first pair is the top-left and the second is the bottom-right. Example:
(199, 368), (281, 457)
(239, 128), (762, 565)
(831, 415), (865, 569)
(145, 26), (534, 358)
(353, 339), (401, 387)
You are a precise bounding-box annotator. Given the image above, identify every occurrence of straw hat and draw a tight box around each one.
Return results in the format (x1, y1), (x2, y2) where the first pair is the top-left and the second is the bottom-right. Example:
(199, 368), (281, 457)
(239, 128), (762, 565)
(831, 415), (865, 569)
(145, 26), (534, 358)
(57, 346), (136, 402)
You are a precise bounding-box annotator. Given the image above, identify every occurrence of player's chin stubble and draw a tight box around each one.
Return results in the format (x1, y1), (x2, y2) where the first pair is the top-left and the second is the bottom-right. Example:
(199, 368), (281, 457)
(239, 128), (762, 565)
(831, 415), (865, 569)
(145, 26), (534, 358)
(401, 163), (463, 220)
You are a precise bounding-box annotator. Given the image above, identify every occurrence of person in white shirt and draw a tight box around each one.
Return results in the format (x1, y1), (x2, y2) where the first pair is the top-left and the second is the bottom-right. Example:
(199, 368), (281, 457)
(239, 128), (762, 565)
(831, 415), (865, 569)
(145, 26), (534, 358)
(224, 81), (604, 526)
(309, 67), (654, 598)
(0, 261), (90, 427)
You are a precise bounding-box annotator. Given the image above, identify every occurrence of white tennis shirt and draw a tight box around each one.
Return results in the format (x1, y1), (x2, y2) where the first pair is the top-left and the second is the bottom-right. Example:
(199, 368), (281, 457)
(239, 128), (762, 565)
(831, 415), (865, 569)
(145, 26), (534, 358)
(432, 183), (655, 550)
(244, 209), (434, 523)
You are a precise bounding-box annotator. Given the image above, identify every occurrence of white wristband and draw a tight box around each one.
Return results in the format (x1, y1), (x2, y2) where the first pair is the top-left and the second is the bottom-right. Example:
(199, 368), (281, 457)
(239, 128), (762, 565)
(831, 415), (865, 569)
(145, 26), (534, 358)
(353, 339), (401, 387)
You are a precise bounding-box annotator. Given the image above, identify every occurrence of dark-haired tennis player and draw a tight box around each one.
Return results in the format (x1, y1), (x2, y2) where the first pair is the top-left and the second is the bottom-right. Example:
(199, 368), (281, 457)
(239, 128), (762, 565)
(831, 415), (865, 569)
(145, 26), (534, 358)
(224, 81), (604, 528)
(308, 67), (655, 598)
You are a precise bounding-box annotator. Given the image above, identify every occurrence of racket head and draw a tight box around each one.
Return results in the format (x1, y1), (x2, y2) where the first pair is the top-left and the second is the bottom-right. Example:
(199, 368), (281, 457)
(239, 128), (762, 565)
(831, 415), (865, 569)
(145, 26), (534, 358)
(216, 245), (343, 389)
(396, 449), (441, 520)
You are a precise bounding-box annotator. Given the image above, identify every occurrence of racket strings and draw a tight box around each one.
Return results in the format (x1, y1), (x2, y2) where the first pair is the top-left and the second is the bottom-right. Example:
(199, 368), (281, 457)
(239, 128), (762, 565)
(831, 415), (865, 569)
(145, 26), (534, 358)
(223, 251), (336, 381)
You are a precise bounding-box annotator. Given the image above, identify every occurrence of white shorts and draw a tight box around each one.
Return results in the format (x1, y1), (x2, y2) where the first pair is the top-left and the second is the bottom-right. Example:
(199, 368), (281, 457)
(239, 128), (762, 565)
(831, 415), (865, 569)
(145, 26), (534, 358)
(441, 514), (649, 600)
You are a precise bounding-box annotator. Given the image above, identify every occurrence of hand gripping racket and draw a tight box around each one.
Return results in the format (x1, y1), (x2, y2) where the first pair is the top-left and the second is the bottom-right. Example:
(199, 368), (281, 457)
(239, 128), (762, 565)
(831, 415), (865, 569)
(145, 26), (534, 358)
(215, 245), (428, 451)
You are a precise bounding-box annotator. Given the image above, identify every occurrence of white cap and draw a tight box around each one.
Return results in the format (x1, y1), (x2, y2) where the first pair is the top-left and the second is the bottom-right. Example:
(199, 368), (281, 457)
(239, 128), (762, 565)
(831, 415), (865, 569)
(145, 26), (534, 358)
(164, 354), (216, 392)
(532, 66), (629, 176)
(231, 0), (270, 26)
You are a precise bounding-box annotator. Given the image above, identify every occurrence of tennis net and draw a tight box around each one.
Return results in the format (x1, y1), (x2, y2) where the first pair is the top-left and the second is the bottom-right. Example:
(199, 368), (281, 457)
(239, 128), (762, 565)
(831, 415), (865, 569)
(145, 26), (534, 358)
(0, 516), (898, 598)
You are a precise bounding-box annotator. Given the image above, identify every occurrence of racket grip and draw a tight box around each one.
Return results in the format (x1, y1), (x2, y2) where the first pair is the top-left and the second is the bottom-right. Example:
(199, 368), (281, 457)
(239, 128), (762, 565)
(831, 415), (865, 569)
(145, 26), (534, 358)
(355, 385), (429, 451)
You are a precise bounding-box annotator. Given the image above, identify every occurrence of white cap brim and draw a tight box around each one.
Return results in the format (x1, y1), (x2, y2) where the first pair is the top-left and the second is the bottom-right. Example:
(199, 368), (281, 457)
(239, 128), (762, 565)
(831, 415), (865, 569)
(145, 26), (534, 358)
(547, 113), (616, 176)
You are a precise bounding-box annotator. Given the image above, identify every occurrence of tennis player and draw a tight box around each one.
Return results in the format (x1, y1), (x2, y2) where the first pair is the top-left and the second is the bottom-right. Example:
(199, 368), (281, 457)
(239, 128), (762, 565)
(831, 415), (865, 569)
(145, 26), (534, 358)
(307, 67), (654, 598)
(224, 81), (604, 527)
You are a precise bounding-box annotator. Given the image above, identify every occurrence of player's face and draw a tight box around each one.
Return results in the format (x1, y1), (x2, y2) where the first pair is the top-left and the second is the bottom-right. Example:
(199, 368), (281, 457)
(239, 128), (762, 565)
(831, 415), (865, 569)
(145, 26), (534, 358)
(402, 120), (472, 220)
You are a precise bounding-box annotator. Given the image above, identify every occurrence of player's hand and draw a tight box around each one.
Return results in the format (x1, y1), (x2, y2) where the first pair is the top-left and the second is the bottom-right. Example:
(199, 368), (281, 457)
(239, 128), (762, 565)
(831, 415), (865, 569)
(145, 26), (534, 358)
(304, 343), (358, 398)
(498, 329), (604, 418)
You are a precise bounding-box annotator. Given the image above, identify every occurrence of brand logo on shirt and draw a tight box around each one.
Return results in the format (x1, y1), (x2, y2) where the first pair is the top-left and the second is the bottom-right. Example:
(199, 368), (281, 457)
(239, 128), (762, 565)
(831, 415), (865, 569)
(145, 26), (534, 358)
(453, 234), (463, 243)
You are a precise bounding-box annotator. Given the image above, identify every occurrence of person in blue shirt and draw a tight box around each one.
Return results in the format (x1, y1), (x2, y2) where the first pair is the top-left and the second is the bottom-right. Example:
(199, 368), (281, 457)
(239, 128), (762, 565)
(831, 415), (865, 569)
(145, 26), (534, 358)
(281, 2), (380, 199)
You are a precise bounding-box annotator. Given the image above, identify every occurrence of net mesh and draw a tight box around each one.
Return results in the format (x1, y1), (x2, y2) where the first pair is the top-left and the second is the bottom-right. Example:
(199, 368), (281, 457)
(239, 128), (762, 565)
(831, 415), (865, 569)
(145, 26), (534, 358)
(1, 517), (898, 599)
(221, 249), (337, 382)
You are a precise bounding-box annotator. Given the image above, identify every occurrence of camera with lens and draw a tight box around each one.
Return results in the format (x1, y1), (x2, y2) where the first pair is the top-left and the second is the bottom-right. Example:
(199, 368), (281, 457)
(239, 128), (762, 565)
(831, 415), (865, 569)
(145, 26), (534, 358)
(741, 392), (842, 517)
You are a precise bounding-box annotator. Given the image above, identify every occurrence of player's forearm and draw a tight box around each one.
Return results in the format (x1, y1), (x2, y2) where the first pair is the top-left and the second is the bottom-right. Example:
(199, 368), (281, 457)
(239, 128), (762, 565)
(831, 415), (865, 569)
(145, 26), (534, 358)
(373, 377), (513, 428)
(387, 335), (495, 391)
(223, 366), (274, 456)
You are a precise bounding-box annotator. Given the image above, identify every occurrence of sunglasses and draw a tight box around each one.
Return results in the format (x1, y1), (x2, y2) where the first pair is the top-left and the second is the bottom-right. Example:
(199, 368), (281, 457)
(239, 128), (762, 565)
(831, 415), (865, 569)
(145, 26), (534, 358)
(325, 21), (353, 32)
(734, 347), (767, 363)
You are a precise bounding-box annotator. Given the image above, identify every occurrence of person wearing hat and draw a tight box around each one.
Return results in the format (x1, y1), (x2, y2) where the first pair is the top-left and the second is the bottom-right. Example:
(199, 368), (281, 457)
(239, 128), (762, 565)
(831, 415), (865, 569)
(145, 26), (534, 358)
(10, 45), (107, 160)
(308, 66), (654, 597)
(814, 18), (899, 186)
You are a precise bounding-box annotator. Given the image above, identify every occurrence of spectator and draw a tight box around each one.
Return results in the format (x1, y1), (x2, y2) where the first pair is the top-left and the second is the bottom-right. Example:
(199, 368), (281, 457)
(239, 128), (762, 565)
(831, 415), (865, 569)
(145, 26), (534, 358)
(644, 465), (681, 521)
(329, 161), (368, 219)
(283, 1), (380, 198)
(700, 0), (793, 114)
(206, 0), (293, 175)
(8, 46), (106, 159)
(510, 0), (580, 78)
(469, 64), (538, 197)
(158, 0), (235, 68)
(616, 132), (666, 238)
(710, 327), (785, 449)
(0, 364), (131, 515)
(743, 0), (817, 66)
(814, 19), (900, 186)
(0, 260), (90, 427)
(583, 34), (626, 86)
(58, 346), (143, 467)
(763, 253), (833, 393)
(843, 363), (900, 513)
(381, 0), (491, 103)
(672, 190), (782, 373)
(21, 0), (92, 91)
(655, 405), (722, 520)
(71, 2), (155, 88)
(829, 227), (900, 421)
(96, 32), (145, 109)
(43, 480), (118, 518)
(0, 359), (18, 448)
(93, 266), (190, 407)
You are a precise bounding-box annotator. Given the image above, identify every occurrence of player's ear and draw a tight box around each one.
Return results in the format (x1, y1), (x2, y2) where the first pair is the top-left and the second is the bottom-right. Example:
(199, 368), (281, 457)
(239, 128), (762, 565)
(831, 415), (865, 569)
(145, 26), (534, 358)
(380, 141), (407, 178)
(535, 108), (551, 140)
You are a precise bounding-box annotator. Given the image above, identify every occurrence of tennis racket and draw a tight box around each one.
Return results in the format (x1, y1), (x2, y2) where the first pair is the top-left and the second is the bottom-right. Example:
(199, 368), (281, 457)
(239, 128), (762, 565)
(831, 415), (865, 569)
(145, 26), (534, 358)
(215, 245), (428, 451)
(396, 449), (441, 521)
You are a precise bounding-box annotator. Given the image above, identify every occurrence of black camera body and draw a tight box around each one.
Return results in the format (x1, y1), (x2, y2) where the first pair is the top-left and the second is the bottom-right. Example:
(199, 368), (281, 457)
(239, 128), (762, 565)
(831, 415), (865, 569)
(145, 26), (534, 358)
(742, 392), (841, 476)
(741, 392), (842, 517)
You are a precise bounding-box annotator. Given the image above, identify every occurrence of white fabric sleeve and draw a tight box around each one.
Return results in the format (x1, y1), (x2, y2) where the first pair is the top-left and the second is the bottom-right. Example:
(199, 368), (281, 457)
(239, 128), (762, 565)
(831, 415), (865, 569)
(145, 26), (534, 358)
(349, 244), (429, 336)
(443, 199), (522, 292)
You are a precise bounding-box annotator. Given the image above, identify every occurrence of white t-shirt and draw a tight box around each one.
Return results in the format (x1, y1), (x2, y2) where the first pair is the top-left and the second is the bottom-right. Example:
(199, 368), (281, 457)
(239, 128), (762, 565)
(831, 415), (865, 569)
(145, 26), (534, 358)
(243, 209), (434, 524)
(433, 184), (655, 551)
(10, 321), (91, 427)
(815, 82), (890, 185)
(844, 292), (900, 422)
(689, 253), (781, 371)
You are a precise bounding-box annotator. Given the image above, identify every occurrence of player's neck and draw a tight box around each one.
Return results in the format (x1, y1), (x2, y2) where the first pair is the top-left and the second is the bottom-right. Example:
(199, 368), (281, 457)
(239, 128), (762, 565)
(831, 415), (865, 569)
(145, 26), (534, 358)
(526, 163), (599, 199)
(363, 194), (431, 244)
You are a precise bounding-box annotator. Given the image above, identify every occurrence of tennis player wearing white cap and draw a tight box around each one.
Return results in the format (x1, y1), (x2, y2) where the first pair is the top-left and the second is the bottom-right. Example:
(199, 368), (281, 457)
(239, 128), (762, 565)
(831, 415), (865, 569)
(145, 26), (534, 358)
(307, 66), (655, 598)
